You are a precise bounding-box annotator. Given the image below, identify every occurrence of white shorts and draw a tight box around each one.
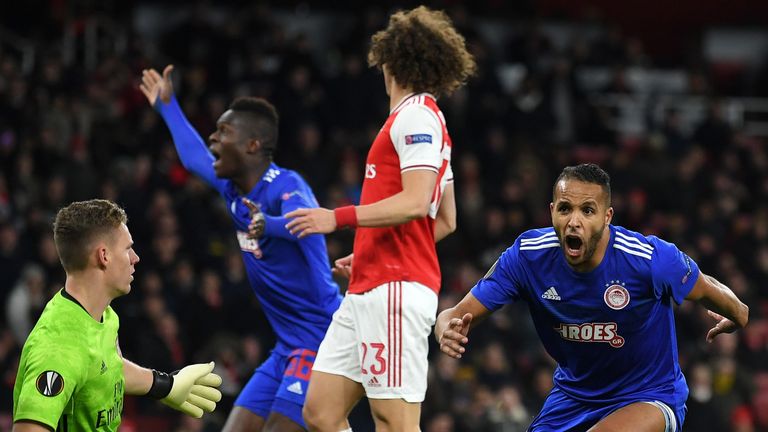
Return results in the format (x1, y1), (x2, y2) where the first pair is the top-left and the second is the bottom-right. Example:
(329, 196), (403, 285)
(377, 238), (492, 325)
(312, 281), (438, 402)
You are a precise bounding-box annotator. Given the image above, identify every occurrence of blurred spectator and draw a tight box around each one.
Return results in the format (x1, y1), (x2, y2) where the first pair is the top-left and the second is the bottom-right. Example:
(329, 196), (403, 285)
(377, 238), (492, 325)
(686, 362), (729, 431)
(485, 385), (530, 432)
(692, 100), (733, 159)
(0, 223), (25, 305)
(6, 264), (46, 343)
(426, 412), (456, 432)
(476, 342), (514, 391)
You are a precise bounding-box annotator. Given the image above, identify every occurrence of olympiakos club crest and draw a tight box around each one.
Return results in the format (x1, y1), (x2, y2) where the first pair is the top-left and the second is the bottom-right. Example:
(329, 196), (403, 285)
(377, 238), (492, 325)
(604, 282), (630, 310)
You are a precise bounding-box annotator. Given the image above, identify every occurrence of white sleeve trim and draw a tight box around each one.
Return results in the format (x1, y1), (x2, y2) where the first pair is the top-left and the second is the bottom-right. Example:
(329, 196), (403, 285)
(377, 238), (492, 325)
(401, 164), (440, 173)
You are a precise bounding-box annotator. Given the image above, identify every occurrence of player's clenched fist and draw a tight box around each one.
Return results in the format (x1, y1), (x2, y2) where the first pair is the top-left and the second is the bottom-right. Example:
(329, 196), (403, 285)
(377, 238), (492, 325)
(332, 253), (354, 279)
(242, 198), (266, 239)
(435, 313), (472, 359)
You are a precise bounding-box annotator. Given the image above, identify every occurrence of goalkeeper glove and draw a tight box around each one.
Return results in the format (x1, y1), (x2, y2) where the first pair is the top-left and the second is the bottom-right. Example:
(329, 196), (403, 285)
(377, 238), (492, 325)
(147, 361), (223, 418)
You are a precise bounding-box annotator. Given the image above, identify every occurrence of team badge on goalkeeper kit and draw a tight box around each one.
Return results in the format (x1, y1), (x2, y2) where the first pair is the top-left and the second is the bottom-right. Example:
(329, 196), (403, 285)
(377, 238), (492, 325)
(36, 371), (64, 397)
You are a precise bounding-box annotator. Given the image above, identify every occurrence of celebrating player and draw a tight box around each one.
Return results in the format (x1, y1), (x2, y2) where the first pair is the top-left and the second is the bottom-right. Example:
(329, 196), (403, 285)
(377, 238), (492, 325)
(285, 6), (476, 432)
(12, 199), (222, 432)
(140, 66), (342, 432)
(435, 163), (749, 431)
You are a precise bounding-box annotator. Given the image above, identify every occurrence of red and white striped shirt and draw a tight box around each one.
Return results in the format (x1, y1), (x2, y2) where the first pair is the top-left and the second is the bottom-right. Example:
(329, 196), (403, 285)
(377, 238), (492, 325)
(348, 93), (453, 295)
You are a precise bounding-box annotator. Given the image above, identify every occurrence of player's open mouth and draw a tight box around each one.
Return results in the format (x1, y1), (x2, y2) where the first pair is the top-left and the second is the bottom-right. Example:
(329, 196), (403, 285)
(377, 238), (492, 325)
(211, 150), (222, 168)
(565, 235), (583, 257)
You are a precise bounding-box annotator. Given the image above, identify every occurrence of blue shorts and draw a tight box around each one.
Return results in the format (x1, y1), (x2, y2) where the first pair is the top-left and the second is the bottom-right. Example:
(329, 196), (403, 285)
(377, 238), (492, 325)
(529, 386), (686, 432)
(234, 348), (317, 428)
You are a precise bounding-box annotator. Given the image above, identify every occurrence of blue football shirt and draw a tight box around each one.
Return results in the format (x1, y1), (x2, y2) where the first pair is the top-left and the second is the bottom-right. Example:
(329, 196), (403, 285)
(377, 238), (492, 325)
(157, 96), (342, 355)
(472, 225), (699, 410)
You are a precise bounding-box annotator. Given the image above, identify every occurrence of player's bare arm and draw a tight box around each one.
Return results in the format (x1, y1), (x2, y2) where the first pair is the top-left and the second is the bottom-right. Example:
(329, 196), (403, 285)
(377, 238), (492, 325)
(434, 292), (490, 359)
(139, 64), (174, 106)
(684, 271), (749, 342)
(286, 170), (436, 238)
(123, 357), (154, 395)
(354, 169), (436, 225)
(434, 182), (456, 242)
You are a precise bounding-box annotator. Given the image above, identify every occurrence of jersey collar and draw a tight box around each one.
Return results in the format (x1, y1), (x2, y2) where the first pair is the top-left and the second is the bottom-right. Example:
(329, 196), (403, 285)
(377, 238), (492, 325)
(61, 288), (87, 311)
(390, 92), (437, 114)
(226, 162), (278, 199)
(61, 288), (103, 322)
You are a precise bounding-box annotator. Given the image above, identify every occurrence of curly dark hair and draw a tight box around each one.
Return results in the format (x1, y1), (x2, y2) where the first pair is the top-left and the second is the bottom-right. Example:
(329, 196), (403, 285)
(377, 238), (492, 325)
(53, 199), (127, 272)
(368, 6), (477, 97)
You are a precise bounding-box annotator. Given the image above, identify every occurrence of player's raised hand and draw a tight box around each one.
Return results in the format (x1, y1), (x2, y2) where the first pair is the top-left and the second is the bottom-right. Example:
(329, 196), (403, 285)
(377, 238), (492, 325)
(285, 208), (336, 238)
(332, 253), (354, 279)
(242, 197), (265, 239)
(140, 65), (175, 106)
(437, 313), (473, 359)
(705, 310), (739, 343)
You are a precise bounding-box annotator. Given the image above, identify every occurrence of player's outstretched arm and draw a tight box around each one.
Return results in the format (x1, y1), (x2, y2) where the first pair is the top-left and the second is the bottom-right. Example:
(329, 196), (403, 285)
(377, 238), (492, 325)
(139, 65), (222, 188)
(123, 358), (222, 418)
(434, 181), (456, 242)
(241, 197), (303, 242)
(435, 292), (491, 359)
(285, 170), (436, 238)
(353, 169), (436, 226)
(685, 272), (749, 342)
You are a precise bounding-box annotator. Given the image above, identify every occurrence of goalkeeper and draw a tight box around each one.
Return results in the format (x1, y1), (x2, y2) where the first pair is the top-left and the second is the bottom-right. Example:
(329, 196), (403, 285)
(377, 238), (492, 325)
(12, 199), (222, 432)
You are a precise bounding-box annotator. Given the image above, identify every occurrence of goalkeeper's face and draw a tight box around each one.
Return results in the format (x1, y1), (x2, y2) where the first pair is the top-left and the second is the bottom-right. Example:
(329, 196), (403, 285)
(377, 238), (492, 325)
(208, 110), (254, 179)
(550, 179), (613, 272)
(105, 223), (140, 297)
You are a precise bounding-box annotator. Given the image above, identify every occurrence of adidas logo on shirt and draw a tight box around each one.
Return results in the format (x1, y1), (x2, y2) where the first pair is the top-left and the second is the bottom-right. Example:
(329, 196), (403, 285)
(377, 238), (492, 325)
(286, 381), (303, 395)
(367, 376), (381, 388)
(542, 287), (561, 301)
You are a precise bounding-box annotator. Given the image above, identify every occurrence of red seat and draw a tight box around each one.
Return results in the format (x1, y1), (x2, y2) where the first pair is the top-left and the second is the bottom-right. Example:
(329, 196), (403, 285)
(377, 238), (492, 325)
(753, 391), (768, 429)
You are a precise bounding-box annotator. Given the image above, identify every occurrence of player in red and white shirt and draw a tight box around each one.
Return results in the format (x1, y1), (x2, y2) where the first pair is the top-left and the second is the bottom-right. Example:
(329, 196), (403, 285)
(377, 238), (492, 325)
(286, 6), (476, 432)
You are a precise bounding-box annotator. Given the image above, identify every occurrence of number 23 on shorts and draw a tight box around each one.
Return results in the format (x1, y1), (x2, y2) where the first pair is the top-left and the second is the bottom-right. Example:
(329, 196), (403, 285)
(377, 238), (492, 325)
(361, 342), (387, 375)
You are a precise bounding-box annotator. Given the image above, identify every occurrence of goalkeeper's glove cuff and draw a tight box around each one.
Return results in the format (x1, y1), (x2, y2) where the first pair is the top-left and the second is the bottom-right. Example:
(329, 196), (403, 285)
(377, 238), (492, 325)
(147, 369), (174, 399)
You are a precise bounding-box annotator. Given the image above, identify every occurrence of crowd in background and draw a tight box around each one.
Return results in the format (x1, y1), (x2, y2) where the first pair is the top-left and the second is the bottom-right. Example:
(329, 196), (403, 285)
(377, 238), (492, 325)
(1, 1), (768, 431)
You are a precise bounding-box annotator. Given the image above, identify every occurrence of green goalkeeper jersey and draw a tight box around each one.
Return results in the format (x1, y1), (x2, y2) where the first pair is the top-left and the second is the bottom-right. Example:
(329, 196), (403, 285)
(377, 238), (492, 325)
(13, 289), (125, 431)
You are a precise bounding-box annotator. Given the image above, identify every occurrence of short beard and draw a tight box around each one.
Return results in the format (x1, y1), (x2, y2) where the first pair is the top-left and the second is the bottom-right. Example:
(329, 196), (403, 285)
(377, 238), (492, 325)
(582, 225), (605, 263)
